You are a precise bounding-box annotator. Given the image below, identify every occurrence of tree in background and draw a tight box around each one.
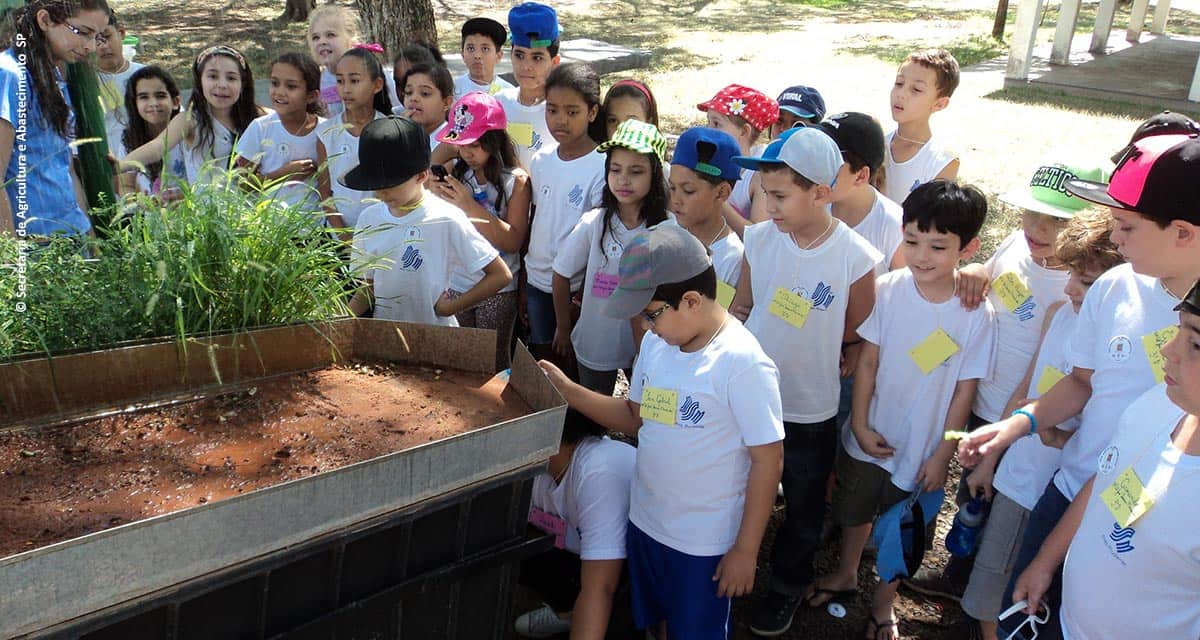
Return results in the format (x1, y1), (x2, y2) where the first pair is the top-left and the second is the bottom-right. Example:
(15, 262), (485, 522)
(280, 0), (316, 22)
(355, 0), (437, 55)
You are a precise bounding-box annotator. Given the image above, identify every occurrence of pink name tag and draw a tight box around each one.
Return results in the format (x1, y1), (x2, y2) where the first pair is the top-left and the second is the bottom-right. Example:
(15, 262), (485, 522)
(592, 272), (620, 299)
(320, 85), (342, 104)
(529, 507), (567, 549)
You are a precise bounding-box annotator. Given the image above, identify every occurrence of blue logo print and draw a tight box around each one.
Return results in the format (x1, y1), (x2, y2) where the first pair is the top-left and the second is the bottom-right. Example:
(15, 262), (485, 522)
(1014, 297), (1037, 322)
(679, 396), (705, 425)
(908, 178), (921, 193)
(400, 245), (424, 271)
(531, 131), (543, 151)
(1109, 523), (1136, 554)
(809, 281), (836, 310)
(567, 185), (584, 209)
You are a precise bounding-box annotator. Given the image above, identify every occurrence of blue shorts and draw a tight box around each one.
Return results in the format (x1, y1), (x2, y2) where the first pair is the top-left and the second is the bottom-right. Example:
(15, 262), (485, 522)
(626, 522), (730, 639)
(525, 285), (556, 345)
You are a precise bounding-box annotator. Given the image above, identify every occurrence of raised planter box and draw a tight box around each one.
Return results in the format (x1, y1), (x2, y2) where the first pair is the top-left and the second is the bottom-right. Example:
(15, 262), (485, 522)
(0, 320), (565, 638)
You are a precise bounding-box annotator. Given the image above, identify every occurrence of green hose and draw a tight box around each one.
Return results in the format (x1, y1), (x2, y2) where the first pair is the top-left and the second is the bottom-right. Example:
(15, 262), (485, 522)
(66, 60), (116, 231)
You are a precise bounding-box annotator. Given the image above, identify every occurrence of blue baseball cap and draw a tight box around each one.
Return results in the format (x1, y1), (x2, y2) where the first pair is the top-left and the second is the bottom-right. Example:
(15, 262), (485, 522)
(872, 488), (943, 583)
(672, 127), (742, 181)
(777, 85), (826, 121)
(508, 3), (559, 49)
(732, 126), (841, 187)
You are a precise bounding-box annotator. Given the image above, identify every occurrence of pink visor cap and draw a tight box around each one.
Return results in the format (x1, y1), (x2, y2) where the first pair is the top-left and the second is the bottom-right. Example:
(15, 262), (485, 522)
(437, 91), (508, 146)
(1066, 133), (1200, 225)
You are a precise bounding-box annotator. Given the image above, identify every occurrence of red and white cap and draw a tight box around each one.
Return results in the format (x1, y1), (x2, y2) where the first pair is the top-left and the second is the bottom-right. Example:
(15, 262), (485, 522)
(437, 91), (508, 146)
(1066, 133), (1200, 225)
(697, 84), (780, 133)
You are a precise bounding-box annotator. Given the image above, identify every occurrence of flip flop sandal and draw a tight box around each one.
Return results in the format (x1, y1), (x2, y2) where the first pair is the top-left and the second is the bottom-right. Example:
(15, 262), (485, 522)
(804, 586), (857, 608)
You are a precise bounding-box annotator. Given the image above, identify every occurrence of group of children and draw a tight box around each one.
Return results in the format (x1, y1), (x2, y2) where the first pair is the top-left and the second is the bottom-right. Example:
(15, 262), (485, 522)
(3, 1), (1200, 639)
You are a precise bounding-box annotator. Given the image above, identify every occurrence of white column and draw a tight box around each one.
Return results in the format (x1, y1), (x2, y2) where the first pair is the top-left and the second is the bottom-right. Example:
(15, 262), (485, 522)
(1127, 0), (1150, 41)
(1190, 49), (1200, 101)
(1007, 0), (1047, 80)
(1151, 0), (1172, 34)
(1091, 0), (1118, 53)
(1051, 0), (1083, 64)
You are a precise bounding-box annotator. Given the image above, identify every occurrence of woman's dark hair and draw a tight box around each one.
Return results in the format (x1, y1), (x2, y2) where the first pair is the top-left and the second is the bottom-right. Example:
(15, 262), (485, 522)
(450, 128), (519, 214)
(271, 51), (326, 117)
(546, 63), (601, 141)
(121, 65), (180, 181)
(339, 46), (393, 115)
(598, 149), (668, 268)
(2, 0), (110, 138)
(401, 62), (453, 120)
(601, 79), (659, 139)
(652, 265), (718, 305)
(190, 45), (262, 158)
(561, 409), (607, 445)
(901, 180), (988, 250)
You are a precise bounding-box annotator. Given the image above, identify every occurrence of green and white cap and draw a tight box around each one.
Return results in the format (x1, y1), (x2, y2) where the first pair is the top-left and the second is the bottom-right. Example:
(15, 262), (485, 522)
(596, 120), (668, 161)
(1001, 163), (1110, 219)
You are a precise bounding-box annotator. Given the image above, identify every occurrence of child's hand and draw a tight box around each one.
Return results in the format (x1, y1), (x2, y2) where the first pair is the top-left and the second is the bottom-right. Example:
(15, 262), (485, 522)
(537, 360), (571, 392)
(712, 545), (757, 598)
(552, 326), (573, 360)
(433, 292), (458, 317)
(429, 174), (474, 211)
(916, 453), (951, 492)
(958, 422), (1007, 467)
(966, 454), (998, 500)
(1012, 560), (1055, 616)
(956, 263), (990, 311)
(840, 342), (862, 378)
(281, 158), (317, 178)
(853, 426), (895, 459)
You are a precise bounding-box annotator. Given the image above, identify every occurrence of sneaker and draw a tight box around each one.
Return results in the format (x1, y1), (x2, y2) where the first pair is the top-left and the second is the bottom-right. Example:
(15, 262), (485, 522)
(747, 590), (802, 637)
(901, 555), (972, 602)
(514, 604), (571, 638)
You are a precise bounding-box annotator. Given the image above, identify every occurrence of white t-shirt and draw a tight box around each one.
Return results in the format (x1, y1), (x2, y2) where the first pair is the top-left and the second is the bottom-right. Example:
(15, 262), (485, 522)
(973, 230), (1071, 422)
(1054, 264), (1180, 499)
(525, 147), (607, 293)
(319, 67), (400, 117)
(882, 131), (956, 205)
(453, 72), (514, 101)
(628, 320), (785, 556)
(114, 137), (187, 195)
(98, 61), (146, 154)
(234, 112), (327, 211)
(494, 87), (553, 169)
(1060, 385), (1199, 640)
(447, 166), (520, 294)
(992, 303), (1077, 510)
(529, 436), (636, 560)
(743, 221), (882, 422)
(553, 209), (645, 371)
(316, 110), (385, 228)
(842, 269), (996, 490)
(848, 187), (904, 276)
(352, 197), (499, 326)
(183, 113), (237, 185)
(711, 231), (744, 288)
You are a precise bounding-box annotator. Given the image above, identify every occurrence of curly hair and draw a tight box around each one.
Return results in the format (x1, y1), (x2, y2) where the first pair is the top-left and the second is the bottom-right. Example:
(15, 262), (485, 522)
(121, 65), (180, 181)
(1056, 208), (1124, 274)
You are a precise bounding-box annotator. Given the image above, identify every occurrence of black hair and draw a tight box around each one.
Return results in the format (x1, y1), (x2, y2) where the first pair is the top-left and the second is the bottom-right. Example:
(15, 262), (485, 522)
(901, 180), (988, 249)
(121, 65), (181, 182)
(190, 45), (263, 158)
(561, 409), (607, 445)
(401, 62), (454, 121)
(601, 80), (659, 140)
(843, 150), (870, 175)
(690, 140), (736, 189)
(598, 150), (669, 268)
(271, 51), (327, 117)
(394, 41), (445, 68)
(546, 63), (602, 140)
(340, 47), (393, 115)
(104, 5), (118, 27)
(450, 128), (519, 214)
(651, 265), (718, 306)
(460, 20), (506, 50)
(759, 163), (817, 189)
(3, 0), (110, 138)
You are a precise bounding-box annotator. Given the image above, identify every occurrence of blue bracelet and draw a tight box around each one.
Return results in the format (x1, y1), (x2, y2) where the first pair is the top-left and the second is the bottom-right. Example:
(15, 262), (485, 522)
(1012, 408), (1037, 436)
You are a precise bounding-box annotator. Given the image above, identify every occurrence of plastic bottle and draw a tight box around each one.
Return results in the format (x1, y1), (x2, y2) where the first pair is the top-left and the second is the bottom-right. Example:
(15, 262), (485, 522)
(122, 35), (138, 63)
(472, 185), (489, 208)
(945, 496), (987, 558)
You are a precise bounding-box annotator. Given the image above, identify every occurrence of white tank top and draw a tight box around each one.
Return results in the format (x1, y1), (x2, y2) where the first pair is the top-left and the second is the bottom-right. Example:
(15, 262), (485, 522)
(183, 113), (236, 186)
(882, 130), (956, 205)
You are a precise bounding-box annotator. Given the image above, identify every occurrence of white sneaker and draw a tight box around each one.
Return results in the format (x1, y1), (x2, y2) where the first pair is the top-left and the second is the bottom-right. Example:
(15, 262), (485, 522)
(514, 604), (571, 638)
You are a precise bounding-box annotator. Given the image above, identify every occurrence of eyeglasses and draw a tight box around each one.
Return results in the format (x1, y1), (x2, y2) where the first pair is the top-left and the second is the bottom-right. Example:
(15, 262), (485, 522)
(999, 600), (1051, 640)
(640, 303), (671, 326)
(61, 21), (108, 45)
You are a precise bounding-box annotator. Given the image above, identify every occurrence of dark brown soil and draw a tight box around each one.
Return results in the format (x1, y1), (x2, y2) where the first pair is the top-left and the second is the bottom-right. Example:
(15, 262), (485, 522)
(0, 363), (529, 558)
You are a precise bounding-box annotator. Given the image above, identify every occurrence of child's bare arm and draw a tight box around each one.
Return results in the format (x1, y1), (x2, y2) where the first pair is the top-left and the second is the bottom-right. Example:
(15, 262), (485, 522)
(720, 201), (747, 238)
(843, 270), (875, 342)
(537, 360), (641, 435)
(933, 157), (960, 182)
(956, 262), (990, 310)
(851, 341), (894, 458)
(714, 440), (782, 598)
(571, 559), (623, 639)
(919, 377), (979, 491)
(120, 110), (192, 171)
(1002, 301), (1065, 418)
(435, 256), (511, 317)
(729, 256), (753, 321)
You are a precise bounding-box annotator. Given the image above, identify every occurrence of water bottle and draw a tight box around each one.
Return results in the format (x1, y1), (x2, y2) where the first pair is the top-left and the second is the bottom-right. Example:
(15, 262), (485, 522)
(945, 496), (987, 557)
(122, 35), (139, 63)
(472, 185), (490, 208)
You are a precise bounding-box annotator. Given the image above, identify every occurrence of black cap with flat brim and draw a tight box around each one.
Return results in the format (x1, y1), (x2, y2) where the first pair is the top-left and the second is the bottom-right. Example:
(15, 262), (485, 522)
(1177, 280), (1200, 316)
(462, 17), (508, 48)
(340, 116), (431, 192)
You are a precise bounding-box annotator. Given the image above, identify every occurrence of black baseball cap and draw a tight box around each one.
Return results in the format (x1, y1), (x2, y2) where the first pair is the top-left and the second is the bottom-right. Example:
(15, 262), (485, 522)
(461, 17), (507, 49)
(1066, 133), (1200, 225)
(340, 116), (431, 191)
(816, 111), (886, 172)
(1110, 111), (1200, 163)
(1178, 279), (1200, 316)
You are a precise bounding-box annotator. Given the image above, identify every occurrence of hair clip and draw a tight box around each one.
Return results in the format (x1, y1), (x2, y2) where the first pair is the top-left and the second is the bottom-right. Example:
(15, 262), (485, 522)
(355, 42), (384, 54)
(195, 45), (247, 69)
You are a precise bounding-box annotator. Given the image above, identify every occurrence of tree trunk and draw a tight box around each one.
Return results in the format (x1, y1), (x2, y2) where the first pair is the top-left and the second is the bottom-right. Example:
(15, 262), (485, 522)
(992, 0), (1010, 39)
(279, 0), (316, 23)
(356, 0), (437, 58)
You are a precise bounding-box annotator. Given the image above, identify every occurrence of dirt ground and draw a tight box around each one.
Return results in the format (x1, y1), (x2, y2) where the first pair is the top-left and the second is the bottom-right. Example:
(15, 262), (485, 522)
(0, 364), (526, 558)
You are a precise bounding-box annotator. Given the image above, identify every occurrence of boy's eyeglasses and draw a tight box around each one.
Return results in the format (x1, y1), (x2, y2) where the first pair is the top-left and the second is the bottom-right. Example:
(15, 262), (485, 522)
(999, 600), (1051, 640)
(640, 303), (671, 326)
(61, 21), (108, 45)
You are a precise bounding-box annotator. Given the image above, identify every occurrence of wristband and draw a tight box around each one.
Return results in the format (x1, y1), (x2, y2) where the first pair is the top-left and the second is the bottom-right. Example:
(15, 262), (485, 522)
(1012, 408), (1037, 435)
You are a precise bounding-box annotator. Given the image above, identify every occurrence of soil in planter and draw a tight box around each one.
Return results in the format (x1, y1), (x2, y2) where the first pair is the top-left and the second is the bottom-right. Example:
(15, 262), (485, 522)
(0, 363), (530, 558)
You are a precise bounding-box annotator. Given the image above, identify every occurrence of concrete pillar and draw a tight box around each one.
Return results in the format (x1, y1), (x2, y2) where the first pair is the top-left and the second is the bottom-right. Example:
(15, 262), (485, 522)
(1127, 0), (1150, 41)
(1051, 0), (1083, 64)
(1091, 0), (1118, 54)
(1006, 0), (1047, 80)
(1151, 0), (1172, 34)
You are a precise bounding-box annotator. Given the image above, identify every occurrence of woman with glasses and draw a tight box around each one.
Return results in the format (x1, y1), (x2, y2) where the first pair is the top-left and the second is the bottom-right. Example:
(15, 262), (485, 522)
(0, 0), (110, 238)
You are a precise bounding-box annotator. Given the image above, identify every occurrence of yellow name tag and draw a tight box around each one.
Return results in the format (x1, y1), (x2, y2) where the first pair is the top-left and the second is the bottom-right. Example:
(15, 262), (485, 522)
(1142, 325), (1179, 384)
(992, 271), (1034, 314)
(639, 387), (678, 426)
(507, 122), (534, 147)
(1101, 467), (1156, 528)
(716, 281), (736, 310)
(909, 328), (960, 374)
(1035, 364), (1067, 396)
(768, 287), (813, 330)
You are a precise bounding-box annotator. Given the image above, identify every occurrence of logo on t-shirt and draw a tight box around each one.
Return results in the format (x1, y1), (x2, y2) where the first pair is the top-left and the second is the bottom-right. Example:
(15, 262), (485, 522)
(1098, 445), (1120, 475)
(531, 131), (543, 151)
(1108, 523), (1136, 554)
(1013, 297), (1036, 322)
(1108, 335), (1133, 363)
(567, 185), (584, 209)
(275, 141), (291, 158)
(679, 395), (705, 426)
(796, 282), (836, 310)
(399, 245), (424, 271)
